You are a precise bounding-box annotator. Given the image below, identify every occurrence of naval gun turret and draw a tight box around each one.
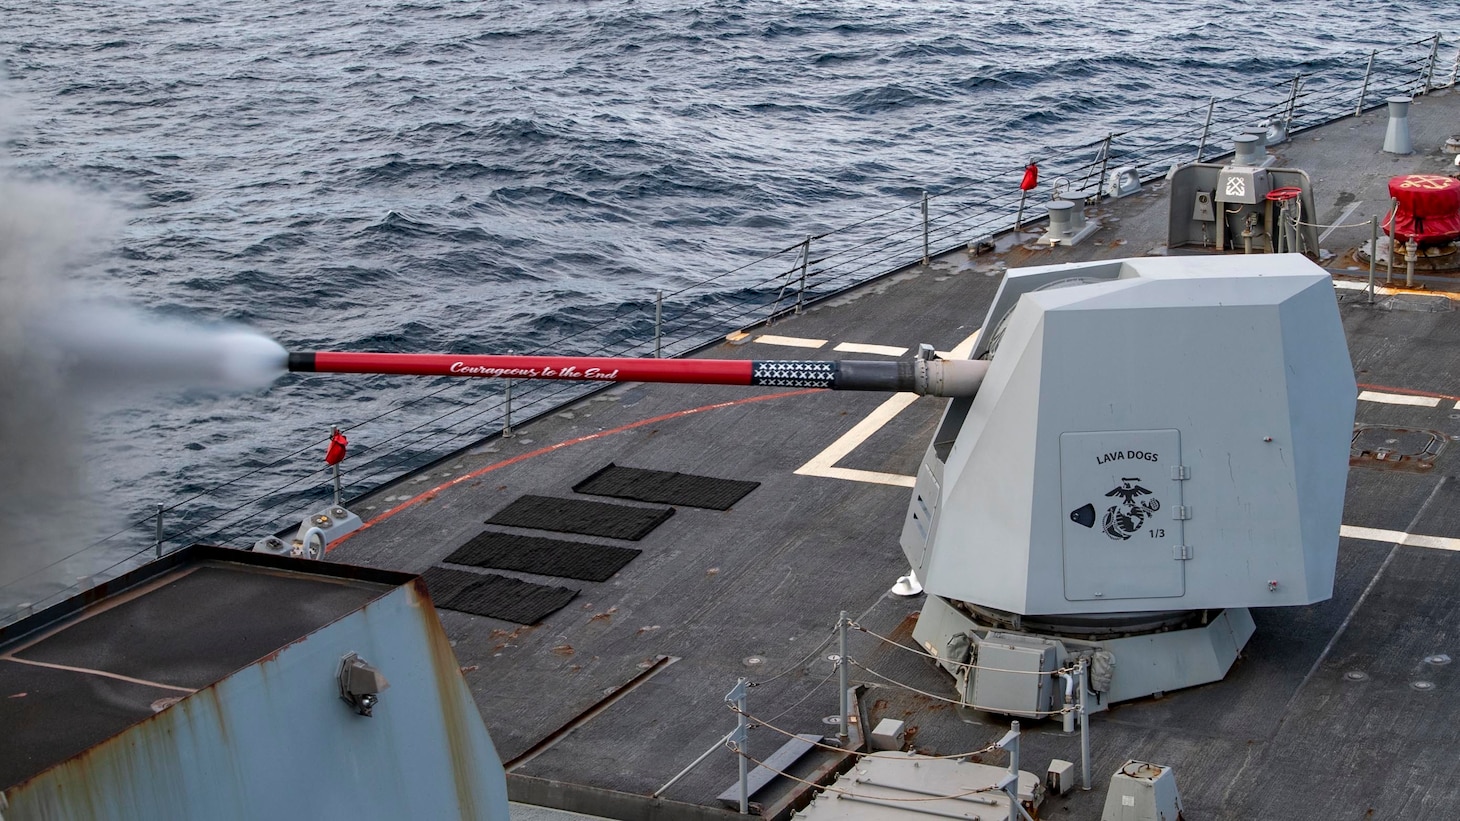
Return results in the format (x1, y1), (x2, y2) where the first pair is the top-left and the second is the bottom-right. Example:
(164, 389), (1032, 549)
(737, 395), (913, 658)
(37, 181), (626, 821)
(286, 254), (1355, 719)
(901, 254), (1355, 715)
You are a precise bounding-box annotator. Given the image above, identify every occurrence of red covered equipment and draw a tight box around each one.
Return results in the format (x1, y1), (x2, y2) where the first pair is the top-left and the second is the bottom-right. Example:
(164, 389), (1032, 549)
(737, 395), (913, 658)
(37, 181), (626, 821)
(1384, 174), (1460, 246)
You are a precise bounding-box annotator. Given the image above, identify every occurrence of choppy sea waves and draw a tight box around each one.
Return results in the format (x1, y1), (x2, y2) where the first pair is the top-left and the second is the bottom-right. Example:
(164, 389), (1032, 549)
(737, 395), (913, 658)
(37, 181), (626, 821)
(0, 0), (1453, 596)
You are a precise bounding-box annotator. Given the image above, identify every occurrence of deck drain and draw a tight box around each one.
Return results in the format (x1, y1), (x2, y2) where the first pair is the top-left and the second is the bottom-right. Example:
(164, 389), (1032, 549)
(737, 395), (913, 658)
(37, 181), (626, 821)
(743, 656), (765, 667)
(822, 715), (845, 725)
(1426, 654), (1452, 665)
(1344, 670), (1368, 681)
(1412, 680), (1437, 691)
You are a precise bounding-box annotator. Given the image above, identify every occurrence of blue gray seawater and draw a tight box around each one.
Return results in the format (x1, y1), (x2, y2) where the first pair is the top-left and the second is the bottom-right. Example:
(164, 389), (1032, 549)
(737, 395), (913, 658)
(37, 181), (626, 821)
(0, 1), (1451, 584)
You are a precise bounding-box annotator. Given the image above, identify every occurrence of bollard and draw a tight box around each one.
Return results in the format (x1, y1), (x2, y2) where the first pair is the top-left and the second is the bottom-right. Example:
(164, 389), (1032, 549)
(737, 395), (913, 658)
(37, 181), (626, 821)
(1232, 134), (1263, 167)
(1382, 97), (1413, 155)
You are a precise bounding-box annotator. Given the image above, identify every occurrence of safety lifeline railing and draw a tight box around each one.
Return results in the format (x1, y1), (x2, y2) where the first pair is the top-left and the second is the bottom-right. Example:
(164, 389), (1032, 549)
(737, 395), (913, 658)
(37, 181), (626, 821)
(6, 34), (1454, 620)
(651, 611), (1087, 816)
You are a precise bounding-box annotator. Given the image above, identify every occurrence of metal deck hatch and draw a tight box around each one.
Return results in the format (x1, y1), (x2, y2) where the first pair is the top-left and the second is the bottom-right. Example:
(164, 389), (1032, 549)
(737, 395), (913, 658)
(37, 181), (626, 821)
(1060, 429), (1185, 601)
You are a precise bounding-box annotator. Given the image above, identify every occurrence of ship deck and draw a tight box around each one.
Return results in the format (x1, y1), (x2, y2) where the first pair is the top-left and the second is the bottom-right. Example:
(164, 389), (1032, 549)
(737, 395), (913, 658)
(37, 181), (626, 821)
(329, 87), (1460, 819)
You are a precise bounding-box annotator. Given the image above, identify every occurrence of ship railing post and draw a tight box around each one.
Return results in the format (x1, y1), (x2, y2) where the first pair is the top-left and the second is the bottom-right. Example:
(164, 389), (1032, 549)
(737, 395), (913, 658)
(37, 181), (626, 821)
(994, 722), (1034, 821)
(1386, 198), (1399, 284)
(1093, 133), (1113, 205)
(503, 353), (515, 438)
(1006, 721), (1020, 821)
(154, 503), (164, 558)
(654, 289), (663, 359)
(1368, 215), (1378, 304)
(1356, 50), (1376, 116)
(1422, 33), (1440, 95)
(1195, 97), (1215, 163)
(796, 234), (811, 315)
(726, 678), (750, 815)
(331, 425), (344, 508)
(921, 190), (930, 265)
(1284, 74), (1302, 125)
(1449, 47), (1459, 89)
(1078, 659), (1091, 791)
(837, 610), (850, 743)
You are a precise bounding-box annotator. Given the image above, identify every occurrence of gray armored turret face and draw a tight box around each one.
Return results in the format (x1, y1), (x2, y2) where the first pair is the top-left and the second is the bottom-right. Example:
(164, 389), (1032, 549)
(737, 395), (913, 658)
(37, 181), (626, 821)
(901, 255), (1356, 711)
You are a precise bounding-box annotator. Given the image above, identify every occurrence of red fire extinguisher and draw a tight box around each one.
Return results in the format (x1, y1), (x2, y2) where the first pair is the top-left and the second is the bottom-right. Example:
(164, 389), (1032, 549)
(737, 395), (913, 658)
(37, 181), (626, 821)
(325, 427), (348, 466)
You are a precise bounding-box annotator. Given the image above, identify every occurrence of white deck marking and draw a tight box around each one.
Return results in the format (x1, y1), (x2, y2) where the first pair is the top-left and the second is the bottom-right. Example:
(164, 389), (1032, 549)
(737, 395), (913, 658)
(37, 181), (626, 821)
(794, 393), (920, 487)
(795, 329), (982, 487)
(754, 334), (827, 349)
(1333, 279), (1460, 301)
(1341, 525), (1460, 553)
(939, 328), (982, 360)
(833, 342), (908, 357)
(1320, 201), (1362, 243)
(1358, 390), (1440, 407)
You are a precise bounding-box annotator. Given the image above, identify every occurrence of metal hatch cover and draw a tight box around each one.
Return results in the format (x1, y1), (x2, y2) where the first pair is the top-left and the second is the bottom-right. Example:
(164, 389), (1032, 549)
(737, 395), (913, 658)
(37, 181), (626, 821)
(1060, 429), (1185, 601)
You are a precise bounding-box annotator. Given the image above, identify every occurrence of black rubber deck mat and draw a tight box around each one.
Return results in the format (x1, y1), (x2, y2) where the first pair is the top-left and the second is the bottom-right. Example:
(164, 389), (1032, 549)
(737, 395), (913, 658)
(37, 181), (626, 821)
(446, 532), (641, 583)
(420, 566), (578, 625)
(573, 463), (760, 510)
(487, 495), (673, 541)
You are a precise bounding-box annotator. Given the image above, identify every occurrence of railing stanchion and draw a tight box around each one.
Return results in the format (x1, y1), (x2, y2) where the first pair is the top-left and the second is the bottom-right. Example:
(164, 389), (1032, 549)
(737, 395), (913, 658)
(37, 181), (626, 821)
(654, 290), (663, 358)
(1285, 74), (1302, 124)
(503, 352), (515, 438)
(837, 611), (850, 743)
(921, 190), (930, 265)
(154, 504), (164, 558)
(796, 234), (811, 315)
(1356, 50), (1376, 115)
(1423, 33), (1441, 94)
(1368, 216), (1378, 304)
(1079, 659), (1091, 791)
(1195, 97), (1215, 163)
(1094, 133), (1113, 205)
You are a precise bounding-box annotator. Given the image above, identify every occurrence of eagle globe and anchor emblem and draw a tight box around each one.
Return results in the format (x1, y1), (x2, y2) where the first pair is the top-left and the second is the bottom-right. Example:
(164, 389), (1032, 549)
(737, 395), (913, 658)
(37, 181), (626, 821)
(1069, 477), (1161, 541)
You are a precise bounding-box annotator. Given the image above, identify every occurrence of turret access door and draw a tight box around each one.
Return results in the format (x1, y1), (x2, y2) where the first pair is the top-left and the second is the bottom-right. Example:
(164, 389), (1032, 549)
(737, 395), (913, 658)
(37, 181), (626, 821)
(1060, 430), (1186, 601)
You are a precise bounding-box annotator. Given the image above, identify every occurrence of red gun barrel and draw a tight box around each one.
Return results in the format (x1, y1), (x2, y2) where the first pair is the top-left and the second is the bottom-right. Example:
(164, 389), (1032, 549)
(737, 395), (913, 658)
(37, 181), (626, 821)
(286, 351), (987, 397)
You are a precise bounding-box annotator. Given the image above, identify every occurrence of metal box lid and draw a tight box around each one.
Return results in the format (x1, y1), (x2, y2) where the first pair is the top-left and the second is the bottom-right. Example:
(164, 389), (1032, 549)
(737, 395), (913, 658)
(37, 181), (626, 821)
(1215, 167), (1270, 204)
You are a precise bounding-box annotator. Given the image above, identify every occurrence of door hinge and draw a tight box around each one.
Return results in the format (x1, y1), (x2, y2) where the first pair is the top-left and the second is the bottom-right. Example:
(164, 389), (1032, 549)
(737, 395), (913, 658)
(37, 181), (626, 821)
(1174, 506), (1192, 520)
(1173, 544), (1193, 560)
(1171, 465), (1190, 481)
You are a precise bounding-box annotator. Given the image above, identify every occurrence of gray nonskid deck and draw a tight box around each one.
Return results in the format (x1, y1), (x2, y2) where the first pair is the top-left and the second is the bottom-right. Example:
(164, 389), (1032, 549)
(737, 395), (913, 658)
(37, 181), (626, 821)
(331, 88), (1460, 819)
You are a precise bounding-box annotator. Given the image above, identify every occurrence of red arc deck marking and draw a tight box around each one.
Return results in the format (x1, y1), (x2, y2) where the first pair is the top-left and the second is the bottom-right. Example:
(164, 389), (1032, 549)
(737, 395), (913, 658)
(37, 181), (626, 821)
(327, 388), (822, 552)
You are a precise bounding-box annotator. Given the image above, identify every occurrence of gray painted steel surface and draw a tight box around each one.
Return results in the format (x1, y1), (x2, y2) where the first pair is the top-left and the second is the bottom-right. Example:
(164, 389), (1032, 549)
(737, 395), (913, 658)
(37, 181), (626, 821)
(1, 548), (509, 820)
(906, 255), (1356, 615)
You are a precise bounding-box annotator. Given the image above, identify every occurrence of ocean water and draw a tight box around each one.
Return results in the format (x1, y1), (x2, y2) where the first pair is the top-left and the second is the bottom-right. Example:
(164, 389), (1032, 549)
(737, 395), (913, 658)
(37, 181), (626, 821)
(0, 1), (1453, 597)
